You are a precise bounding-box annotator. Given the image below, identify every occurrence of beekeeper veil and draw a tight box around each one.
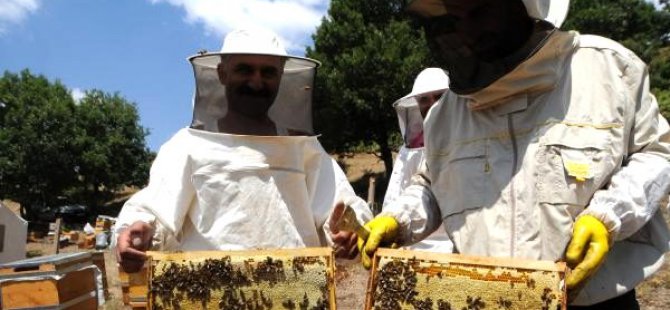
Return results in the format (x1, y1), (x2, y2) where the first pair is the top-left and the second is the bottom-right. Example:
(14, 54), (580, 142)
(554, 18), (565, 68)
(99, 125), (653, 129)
(189, 27), (321, 135)
(407, 0), (569, 94)
(394, 68), (449, 148)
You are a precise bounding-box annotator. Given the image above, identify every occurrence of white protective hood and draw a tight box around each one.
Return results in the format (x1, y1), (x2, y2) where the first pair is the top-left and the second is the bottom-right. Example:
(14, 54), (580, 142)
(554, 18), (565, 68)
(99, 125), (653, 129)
(407, 0), (570, 28)
(189, 27), (321, 135)
(393, 68), (449, 148)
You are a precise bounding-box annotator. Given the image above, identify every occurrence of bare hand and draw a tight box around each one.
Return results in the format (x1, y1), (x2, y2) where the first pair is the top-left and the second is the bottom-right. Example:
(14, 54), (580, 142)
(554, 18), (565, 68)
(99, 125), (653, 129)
(116, 221), (154, 273)
(329, 202), (359, 259)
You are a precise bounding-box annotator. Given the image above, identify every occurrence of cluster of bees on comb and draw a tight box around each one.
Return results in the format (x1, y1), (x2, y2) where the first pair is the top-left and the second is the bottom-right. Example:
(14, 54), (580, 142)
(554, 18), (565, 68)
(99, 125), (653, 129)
(150, 256), (329, 310)
(371, 257), (563, 310)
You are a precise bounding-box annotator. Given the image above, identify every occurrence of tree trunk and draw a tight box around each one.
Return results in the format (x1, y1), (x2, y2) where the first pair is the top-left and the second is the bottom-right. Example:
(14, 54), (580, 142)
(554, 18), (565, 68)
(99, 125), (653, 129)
(375, 119), (394, 186)
(379, 140), (394, 183)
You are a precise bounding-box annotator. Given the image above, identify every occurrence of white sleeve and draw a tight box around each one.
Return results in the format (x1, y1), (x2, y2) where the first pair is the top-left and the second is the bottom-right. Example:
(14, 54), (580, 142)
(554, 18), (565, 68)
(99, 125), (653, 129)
(383, 146), (424, 207)
(381, 163), (444, 246)
(382, 156), (406, 208)
(580, 58), (670, 242)
(113, 131), (196, 250)
(319, 157), (373, 246)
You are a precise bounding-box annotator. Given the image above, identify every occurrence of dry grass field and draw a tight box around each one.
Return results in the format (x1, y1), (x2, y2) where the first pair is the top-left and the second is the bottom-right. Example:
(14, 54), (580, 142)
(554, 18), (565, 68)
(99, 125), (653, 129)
(11, 153), (670, 309)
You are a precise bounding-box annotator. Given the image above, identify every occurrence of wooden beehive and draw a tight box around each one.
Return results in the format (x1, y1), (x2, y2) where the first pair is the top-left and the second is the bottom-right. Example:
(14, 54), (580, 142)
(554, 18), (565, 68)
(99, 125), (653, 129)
(366, 249), (568, 310)
(89, 251), (108, 300)
(145, 248), (335, 309)
(78, 234), (95, 250)
(118, 264), (149, 309)
(0, 252), (98, 310)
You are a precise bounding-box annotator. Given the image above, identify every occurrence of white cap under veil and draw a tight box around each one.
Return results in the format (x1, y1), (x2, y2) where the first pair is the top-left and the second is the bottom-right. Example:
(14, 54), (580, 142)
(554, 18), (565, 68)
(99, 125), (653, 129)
(188, 27), (321, 135)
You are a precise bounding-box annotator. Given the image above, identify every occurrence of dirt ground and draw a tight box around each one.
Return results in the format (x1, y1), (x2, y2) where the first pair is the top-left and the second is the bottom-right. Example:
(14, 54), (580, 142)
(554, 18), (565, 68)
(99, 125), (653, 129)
(12, 153), (670, 309)
(635, 208), (670, 309)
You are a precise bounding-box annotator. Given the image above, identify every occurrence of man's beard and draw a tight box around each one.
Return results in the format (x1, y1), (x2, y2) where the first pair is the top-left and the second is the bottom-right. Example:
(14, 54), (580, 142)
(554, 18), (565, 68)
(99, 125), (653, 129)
(227, 84), (276, 118)
(428, 21), (556, 95)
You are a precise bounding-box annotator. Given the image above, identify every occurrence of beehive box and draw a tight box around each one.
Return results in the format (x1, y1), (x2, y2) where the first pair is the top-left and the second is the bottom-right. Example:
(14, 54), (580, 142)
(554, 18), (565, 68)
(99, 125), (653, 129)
(78, 234), (95, 250)
(0, 252), (98, 310)
(366, 249), (568, 310)
(90, 251), (109, 300)
(118, 264), (149, 309)
(145, 248), (335, 309)
(95, 216), (115, 235)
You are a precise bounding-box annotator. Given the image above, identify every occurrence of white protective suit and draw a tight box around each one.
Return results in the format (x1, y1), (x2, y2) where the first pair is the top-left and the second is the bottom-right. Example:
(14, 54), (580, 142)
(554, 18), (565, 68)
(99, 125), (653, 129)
(115, 129), (371, 250)
(386, 0), (670, 306)
(114, 27), (372, 252)
(383, 68), (453, 253)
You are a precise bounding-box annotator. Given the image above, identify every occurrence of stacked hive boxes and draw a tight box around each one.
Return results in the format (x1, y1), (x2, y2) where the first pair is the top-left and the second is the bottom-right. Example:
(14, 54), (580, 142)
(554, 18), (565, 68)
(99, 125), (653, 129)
(118, 264), (149, 309)
(89, 251), (109, 300)
(94, 216), (114, 235)
(0, 252), (98, 310)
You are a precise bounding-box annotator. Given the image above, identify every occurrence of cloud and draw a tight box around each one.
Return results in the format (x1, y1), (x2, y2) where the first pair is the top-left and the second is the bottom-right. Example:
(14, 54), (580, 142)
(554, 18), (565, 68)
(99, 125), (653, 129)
(148, 0), (329, 53)
(650, 0), (665, 9)
(0, 0), (40, 34)
(71, 88), (86, 104)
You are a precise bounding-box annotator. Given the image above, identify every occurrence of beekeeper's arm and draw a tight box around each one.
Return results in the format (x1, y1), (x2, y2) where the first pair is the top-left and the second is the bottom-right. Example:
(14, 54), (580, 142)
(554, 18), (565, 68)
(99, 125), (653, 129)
(567, 55), (670, 288)
(114, 131), (195, 271)
(358, 163), (443, 268)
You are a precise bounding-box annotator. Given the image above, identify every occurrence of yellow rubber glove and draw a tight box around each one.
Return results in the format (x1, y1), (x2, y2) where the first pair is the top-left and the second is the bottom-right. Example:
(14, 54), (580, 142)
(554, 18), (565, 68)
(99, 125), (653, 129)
(565, 215), (610, 291)
(357, 216), (399, 269)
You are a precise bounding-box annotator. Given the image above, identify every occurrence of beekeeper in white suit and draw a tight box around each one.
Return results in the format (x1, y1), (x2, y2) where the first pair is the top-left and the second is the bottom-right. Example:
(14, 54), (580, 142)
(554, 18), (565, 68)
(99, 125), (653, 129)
(382, 68), (453, 253)
(358, 0), (670, 308)
(115, 27), (372, 273)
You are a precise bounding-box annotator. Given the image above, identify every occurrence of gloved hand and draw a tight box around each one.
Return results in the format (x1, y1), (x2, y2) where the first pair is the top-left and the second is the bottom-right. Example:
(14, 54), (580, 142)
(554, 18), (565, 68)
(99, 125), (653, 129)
(357, 216), (399, 269)
(565, 215), (610, 291)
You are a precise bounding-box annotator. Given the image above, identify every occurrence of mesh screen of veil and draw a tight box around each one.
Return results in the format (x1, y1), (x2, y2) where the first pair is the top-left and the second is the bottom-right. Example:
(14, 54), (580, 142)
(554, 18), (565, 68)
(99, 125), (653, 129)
(189, 53), (319, 135)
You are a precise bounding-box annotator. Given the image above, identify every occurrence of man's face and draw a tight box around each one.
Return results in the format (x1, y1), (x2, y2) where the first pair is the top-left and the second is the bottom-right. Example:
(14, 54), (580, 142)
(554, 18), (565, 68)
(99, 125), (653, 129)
(414, 0), (531, 62)
(217, 54), (284, 119)
(416, 90), (443, 118)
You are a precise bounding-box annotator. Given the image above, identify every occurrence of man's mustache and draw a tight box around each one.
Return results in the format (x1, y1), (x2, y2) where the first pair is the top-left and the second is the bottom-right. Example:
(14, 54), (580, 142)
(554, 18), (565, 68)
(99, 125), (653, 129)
(237, 85), (272, 98)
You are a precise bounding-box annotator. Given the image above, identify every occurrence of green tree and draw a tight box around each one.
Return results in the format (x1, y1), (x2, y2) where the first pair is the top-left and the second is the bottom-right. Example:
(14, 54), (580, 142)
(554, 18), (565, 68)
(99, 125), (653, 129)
(71, 90), (152, 209)
(656, 89), (670, 118)
(307, 0), (434, 180)
(0, 70), (79, 218)
(0, 70), (152, 219)
(650, 46), (670, 120)
(563, 0), (670, 61)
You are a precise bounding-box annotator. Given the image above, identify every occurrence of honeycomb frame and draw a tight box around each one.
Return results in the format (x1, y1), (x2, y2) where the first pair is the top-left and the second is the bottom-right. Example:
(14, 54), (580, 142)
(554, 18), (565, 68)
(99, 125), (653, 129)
(146, 248), (335, 309)
(365, 248), (568, 310)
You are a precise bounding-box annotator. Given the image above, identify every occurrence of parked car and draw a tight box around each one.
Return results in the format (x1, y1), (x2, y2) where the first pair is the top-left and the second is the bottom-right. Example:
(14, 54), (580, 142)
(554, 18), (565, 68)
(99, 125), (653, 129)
(55, 204), (89, 224)
(34, 206), (56, 223)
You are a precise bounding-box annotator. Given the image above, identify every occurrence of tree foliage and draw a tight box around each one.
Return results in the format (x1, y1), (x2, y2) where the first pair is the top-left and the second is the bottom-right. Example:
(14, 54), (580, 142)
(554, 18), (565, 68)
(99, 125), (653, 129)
(71, 90), (153, 209)
(0, 70), (79, 218)
(563, 0), (670, 61)
(307, 0), (434, 179)
(0, 70), (152, 219)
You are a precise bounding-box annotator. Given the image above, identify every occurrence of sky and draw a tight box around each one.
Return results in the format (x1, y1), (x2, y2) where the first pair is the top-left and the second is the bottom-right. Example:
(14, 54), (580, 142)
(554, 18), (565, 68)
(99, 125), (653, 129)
(0, 0), (329, 151)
